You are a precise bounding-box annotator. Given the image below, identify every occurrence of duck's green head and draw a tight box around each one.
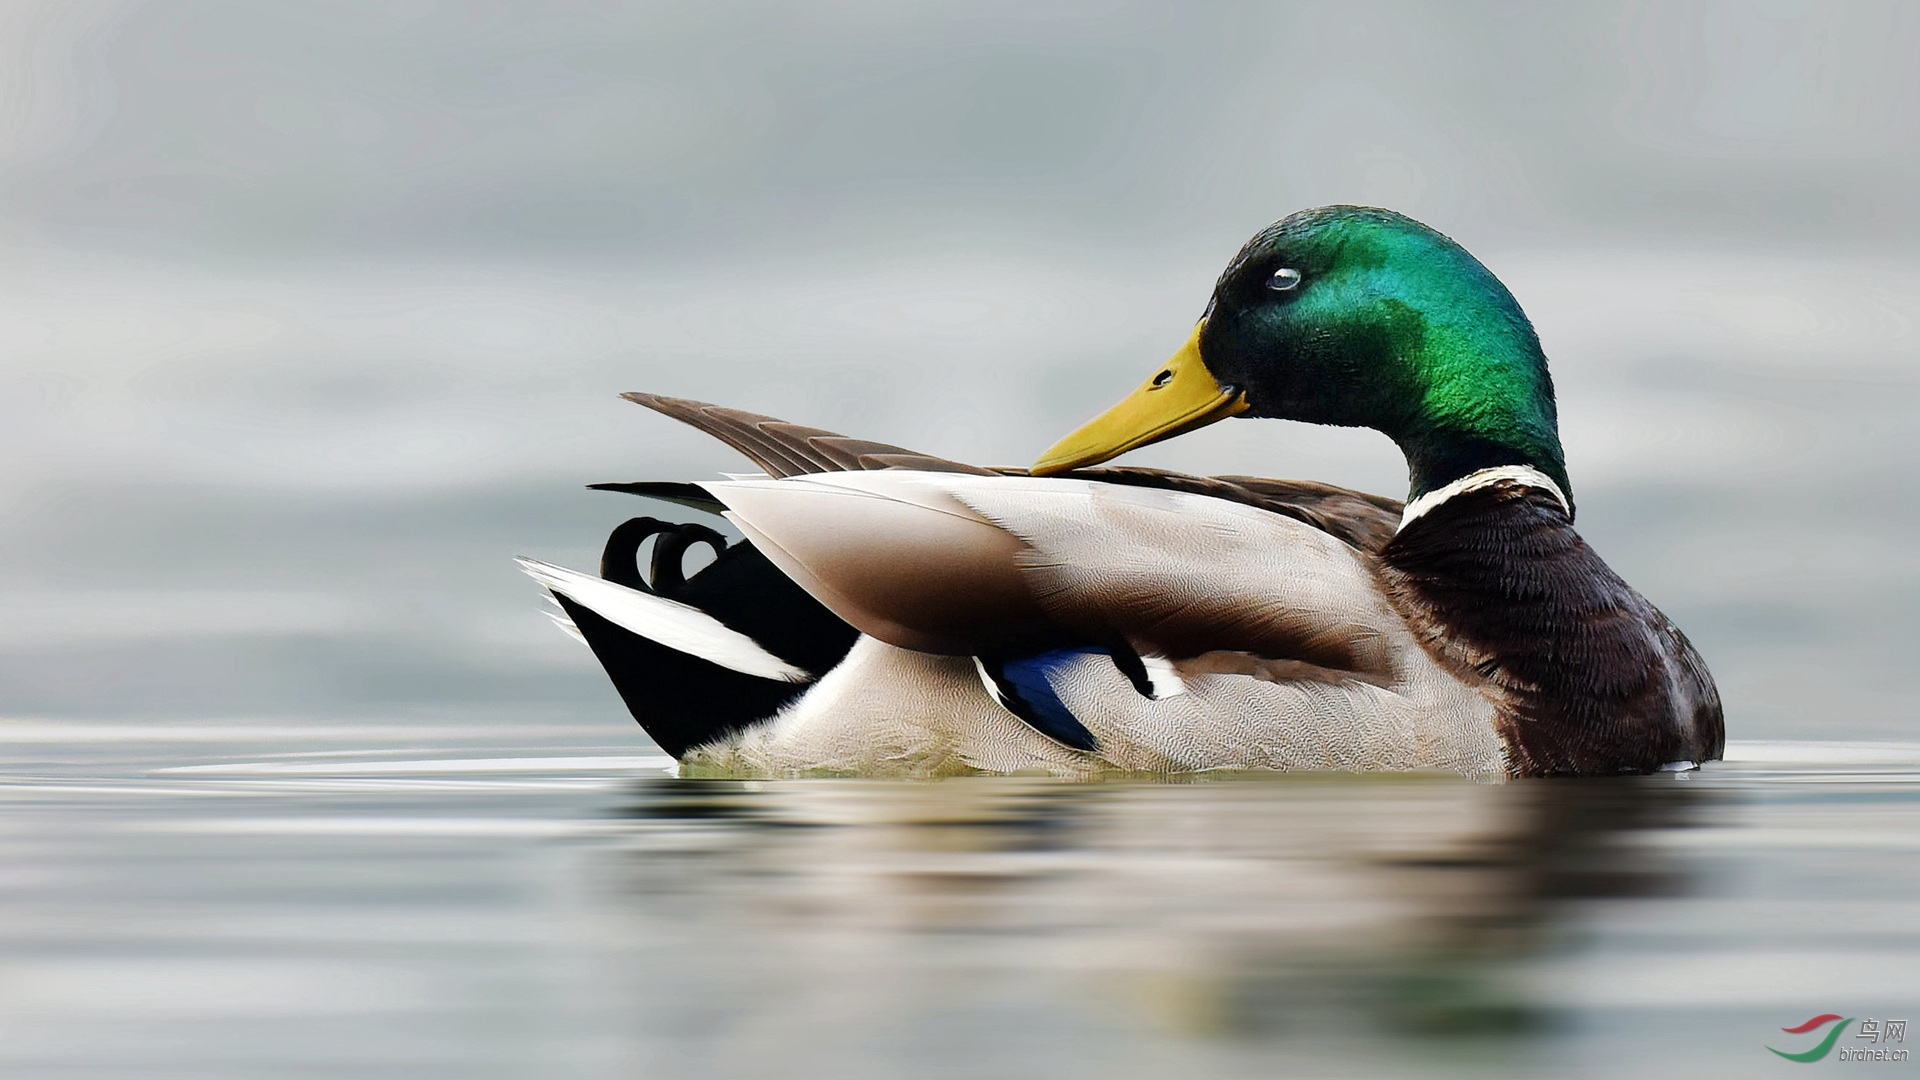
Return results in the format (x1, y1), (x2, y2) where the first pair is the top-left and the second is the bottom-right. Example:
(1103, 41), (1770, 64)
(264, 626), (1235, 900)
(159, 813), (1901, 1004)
(1032, 206), (1569, 505)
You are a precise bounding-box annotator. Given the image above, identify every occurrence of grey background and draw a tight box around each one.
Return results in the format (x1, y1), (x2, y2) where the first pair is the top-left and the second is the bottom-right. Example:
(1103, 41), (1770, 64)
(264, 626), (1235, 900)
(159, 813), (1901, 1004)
(3, 0), (1915, 739)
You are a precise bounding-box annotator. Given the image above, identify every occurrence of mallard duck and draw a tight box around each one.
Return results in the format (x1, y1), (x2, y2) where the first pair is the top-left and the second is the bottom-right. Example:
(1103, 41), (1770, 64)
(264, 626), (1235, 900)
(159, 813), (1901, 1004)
(519, 206), (1723, 779)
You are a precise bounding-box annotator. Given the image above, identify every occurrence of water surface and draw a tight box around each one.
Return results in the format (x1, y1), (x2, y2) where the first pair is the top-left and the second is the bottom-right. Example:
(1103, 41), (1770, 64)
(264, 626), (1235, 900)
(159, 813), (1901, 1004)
(3, 722), (1916, 1078)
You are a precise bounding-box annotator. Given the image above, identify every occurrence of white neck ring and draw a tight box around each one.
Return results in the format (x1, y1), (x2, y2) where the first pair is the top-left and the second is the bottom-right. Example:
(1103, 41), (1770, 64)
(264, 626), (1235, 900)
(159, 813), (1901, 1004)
(1397, 465), (1570, 532)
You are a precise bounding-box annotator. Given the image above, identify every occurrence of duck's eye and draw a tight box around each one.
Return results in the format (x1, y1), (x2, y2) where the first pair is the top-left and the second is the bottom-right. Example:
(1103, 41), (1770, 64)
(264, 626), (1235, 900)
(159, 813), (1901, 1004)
(1150, 369), (1174, 387)
(1268, 267), (1302, 291)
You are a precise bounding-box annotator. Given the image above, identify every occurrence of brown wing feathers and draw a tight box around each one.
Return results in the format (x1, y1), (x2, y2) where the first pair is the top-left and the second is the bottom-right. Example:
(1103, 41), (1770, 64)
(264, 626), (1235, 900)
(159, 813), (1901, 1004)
(619, 393), (1404, 551)
(622, 393), (998, 478)
(1020, 467), (1404, 553)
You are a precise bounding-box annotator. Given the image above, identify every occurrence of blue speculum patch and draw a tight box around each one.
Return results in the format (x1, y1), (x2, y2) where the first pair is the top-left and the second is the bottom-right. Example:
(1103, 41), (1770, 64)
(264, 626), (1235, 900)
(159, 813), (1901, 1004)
(985, 647), (1105, 752)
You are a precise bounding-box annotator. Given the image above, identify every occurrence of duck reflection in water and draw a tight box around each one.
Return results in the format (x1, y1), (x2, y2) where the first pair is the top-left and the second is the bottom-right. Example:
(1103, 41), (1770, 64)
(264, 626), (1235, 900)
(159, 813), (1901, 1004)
(580, 774), (1713, 1075)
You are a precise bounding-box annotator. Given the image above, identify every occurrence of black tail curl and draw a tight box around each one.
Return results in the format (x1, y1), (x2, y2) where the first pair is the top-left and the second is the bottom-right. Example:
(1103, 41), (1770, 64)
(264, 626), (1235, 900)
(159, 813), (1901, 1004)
(558, 513), (859, 758)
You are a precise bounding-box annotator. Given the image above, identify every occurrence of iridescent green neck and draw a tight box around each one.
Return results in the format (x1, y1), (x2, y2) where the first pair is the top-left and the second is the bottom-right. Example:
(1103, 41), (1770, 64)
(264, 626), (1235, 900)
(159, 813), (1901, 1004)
(1326, 223), (1570, 508)
(1388, 308), (1570, 509)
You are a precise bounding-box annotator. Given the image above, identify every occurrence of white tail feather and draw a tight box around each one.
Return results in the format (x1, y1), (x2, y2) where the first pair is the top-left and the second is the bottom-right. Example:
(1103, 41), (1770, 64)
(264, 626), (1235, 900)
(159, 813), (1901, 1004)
(514, 557), (811, 683)
(546, 610), (588, 645)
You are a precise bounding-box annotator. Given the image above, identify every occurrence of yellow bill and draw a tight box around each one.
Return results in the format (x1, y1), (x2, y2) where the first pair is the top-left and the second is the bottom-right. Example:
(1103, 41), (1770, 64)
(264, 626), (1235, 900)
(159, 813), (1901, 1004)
(1031, 323), (1249, 475)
